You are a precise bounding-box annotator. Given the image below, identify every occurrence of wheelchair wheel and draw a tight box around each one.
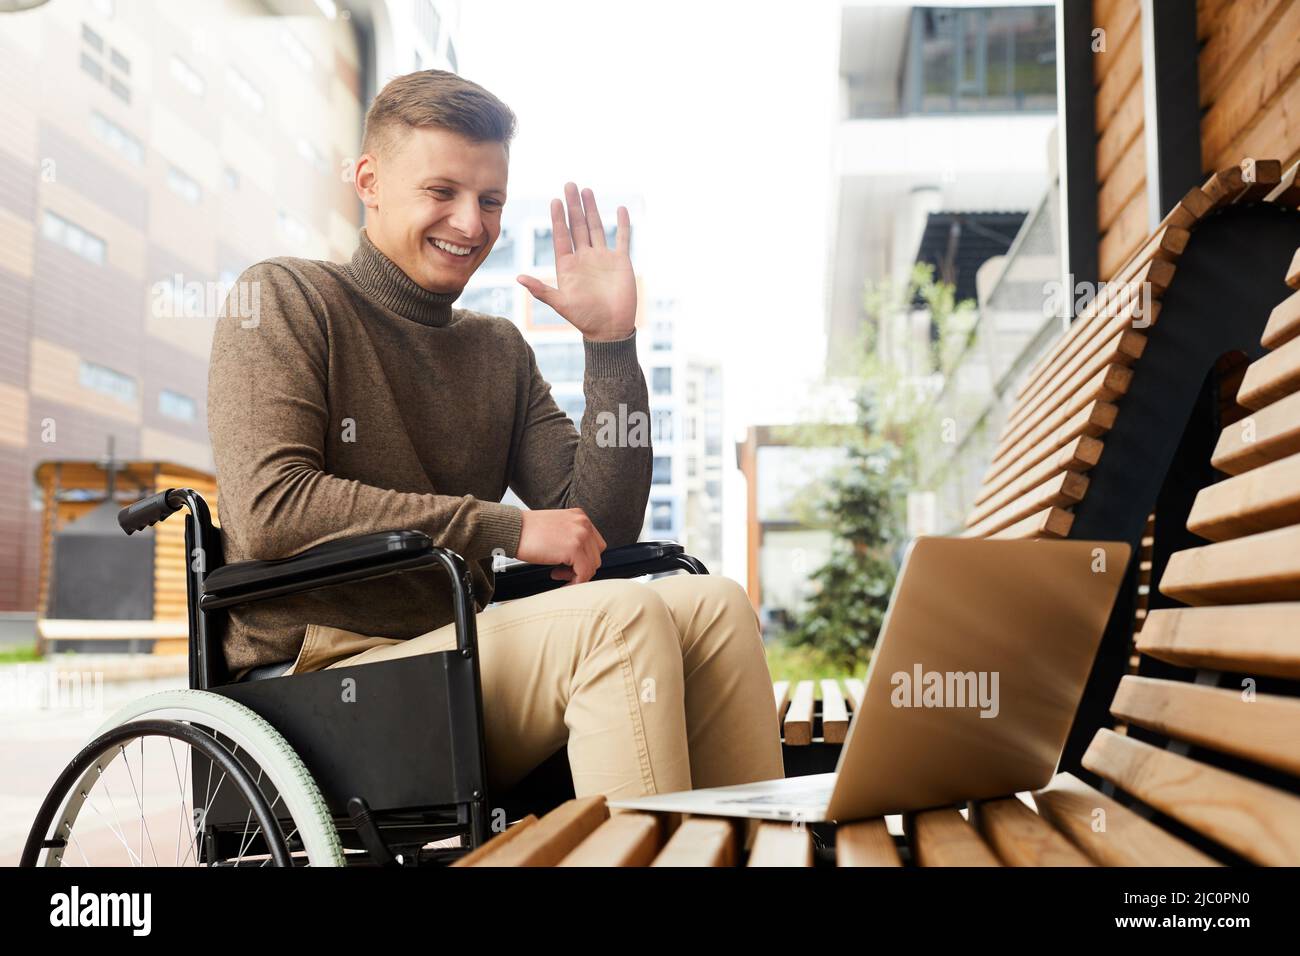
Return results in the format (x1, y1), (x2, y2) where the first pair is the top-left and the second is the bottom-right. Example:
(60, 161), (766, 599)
(22, 690), (345, 867)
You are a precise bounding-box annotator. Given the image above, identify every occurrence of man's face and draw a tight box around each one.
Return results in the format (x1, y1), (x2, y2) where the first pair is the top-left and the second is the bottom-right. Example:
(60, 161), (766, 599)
(357, 126), (508, 293)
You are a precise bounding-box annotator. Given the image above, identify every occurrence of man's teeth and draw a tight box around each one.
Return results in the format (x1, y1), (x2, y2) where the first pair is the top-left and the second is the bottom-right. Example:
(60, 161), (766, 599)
(432, 238), (472, 256)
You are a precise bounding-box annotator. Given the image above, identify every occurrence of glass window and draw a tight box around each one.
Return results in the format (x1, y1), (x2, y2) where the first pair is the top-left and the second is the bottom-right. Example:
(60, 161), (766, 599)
(529, 298), (568, 328)
(81, 24), (104, 53)
(456, 285), (514, 320)
(169, 55), (205, 97)
(79, 360), (136, 403)
(483, 230), (515, 271)
(110, 48), (130, 75)
(158, 389), (196, 422)
(166, 165), (201, 205)
(90, 111), (143, 165)
(533, 342), (584, 383)
(80, 52), (103, 82)
(907, 6), (1055, 114)
(109, 76), (130, 103)
(652, 456), (672, 484)
(42, 211), (106, 265)
(227, 66), (265, 113)
(651, 500), (674, 533)
(652, 366), (672, 395)
(652, 319), (672, 350)
(653, 409), (673, 443)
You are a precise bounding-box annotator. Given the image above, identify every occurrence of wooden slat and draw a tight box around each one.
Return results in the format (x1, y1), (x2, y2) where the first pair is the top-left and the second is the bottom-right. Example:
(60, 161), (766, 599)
(650, 818), (737, 867)
(1161, 524), (1300, 604)
(773, 679), (790, 719)
(460, 796), (608, 867)
(746, 823), (813, 866)
(1083, 729), (1300, 866)
(1156, 185), (1214, 230)
(907, 808), (1002, 867)
(1092, 0), (1139, 85)
(1094, 18), (1142, 133)
(1031, 773), (1218, 867)
(989, 373), (1127, 474)
(1197, 0), (1232, 44)
(451, 814), (538, 867)
(1187, 449), (1300, 540)
(843, 678), (865, 712)
(1212, 388), (1300, 475)
(559, 812), (663, 866)
(1099, 186), (1150, 281)
(783, 680), (814, 745)
(1264, 159), (1300, 206)
(1238, 334), (1300, 410)
(962, 471), (1090, 539)
(999, 327), (1146, 443)
(1139, 605), (1300, 679)
(1201, 164), (1247, 209)
(1096, 76), (1144, 183)
(1110, 675), (1300, 777)
(1235, 157), (1284, 203)
(966, 436), (1102, 528)
(836, 819), (902, 867)
(1098, 130), (1147, 232)
(987, 506), (1075, 540)
(1214, 73), (1300, 173)
(972, 797), (1094, 867)
(820, 679), (849, 744)
(1263, 288), (1300, 350)
(1017, 258), (1173, 398)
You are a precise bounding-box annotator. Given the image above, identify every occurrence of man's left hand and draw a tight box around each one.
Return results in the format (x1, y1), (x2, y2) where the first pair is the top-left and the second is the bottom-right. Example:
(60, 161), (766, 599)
(517, 182), (636, 342)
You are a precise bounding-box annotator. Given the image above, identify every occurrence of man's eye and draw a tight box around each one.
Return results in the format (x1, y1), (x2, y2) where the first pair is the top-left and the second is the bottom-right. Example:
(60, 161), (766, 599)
(429, 188), (453, 198)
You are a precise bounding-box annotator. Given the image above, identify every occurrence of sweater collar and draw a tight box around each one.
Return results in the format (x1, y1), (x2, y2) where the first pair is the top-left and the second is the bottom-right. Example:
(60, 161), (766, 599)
(346, 228), (460, 327)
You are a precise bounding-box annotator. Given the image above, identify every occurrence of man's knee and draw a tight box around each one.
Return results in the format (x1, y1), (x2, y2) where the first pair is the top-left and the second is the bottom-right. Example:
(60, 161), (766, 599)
(579, 579), (681, 660)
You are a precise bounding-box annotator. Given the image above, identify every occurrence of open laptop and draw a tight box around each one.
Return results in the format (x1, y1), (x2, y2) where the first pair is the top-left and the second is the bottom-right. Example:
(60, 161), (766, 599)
(608, 535), (1131, 823)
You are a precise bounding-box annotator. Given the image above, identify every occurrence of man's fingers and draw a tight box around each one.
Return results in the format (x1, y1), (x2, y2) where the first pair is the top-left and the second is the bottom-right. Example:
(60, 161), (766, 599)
(564, 181), (590, 249)
(615, 206), (631, 256)
(517, 274), (560, 308)
(582, 188), (606, 248)
(550, 198), (572, 262)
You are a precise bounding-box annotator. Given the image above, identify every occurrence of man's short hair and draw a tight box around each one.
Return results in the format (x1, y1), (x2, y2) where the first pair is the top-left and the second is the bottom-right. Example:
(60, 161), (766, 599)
(361, 69), (517, 159)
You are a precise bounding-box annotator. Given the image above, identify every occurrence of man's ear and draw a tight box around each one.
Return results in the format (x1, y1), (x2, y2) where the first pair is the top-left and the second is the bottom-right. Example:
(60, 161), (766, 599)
(353, 153), (380, 211)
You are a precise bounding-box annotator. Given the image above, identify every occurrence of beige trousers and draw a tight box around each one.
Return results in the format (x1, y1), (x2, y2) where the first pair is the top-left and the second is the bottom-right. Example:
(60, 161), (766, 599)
(284, 574), (785, 800)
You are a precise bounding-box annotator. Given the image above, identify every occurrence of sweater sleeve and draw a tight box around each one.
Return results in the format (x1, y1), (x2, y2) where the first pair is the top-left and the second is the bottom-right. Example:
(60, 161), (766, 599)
(506, 328), (653, 547)
(207, 261), (523, 563)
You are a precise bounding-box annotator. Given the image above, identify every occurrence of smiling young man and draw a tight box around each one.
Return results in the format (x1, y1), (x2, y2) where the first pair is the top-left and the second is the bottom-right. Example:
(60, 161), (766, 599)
(207, 70), (783, 801)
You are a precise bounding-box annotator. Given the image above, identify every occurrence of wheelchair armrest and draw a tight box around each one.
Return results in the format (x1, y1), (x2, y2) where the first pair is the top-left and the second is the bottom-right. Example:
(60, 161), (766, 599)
(490, 540), (708, 603)
(200, 529), (458, 611)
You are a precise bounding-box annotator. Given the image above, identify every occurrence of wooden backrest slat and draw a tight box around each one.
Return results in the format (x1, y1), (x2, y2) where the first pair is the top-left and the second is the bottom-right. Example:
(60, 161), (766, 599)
(1031, 773), (1218, 867)
(988, 506), (1075, 540)
(772, 679), (791, 721)
(836, 819), (902, 867)
(972, 796), (1094, 867)
(1083, 729), (1300, 866)
(965, 436), (1102, 528)
(1110, 675), (1300, 778)
(1186, 448), (1300, 540)
(1262, 287), (1300, 350)
(1212, 389), (1300, 475)
(962, 471), (1090, 539)
(1138, 606), (1300, 679)
(1264, 158), (1300, 205)
(977, 402), (1118, 507)
(783, 680), (815, 745)
(906, 808), (1002, 867)
(1237, 334), (1300, 410)
(650, 818), (737, 867)
(991, 365), (1133, 469)
(819, 679), (849, 744)
(1235, 157), (1284, 203)
(843, 677), (865, 712)
(746, 823), (813, 867)
(1160, 524), (1300, 604)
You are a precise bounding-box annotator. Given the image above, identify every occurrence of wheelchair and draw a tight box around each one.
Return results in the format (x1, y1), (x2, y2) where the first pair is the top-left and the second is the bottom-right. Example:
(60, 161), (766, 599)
(21, 487), (708, 867)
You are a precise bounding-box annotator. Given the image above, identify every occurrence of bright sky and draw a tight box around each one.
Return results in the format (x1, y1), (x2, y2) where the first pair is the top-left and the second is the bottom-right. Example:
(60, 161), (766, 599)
(459, 0), (843, 577)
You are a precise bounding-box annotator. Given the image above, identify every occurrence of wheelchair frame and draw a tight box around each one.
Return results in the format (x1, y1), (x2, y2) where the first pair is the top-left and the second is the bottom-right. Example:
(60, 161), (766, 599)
(115, 487), (708, 865)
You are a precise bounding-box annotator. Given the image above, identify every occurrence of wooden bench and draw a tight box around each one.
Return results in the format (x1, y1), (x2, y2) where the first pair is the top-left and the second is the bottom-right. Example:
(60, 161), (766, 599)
(455, 159), (1300, 866)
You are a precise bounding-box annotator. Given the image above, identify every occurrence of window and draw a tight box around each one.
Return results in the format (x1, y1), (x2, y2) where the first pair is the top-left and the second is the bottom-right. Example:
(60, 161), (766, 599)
(533, 342), (584, 383)
(158, 389), (196, 422)
(42, 211), (106, 265)
(226, 66), (265, 113)
(166, 165), (201, 205)
(705, 409), (722, 456)
(89, 110), (143, 165)
(652, 366), (672, 395)
(652, 409), (673, 443)
(109, 75), (130, 104)
(169, 55), (205, 97)
(651, 319), (672, 351)
(686, 455), (697, 477)
(81, 24), (104, 53)
(652, 456), (672, 484)
(109, 48), (129, 74)
(705, 479), (722, 501)
(651, 500), (674, 533)
(79, 52), (103, 82)
(455, 285), (514, 320)
(483, 230), (515, 271)
(79, 360), (136, 403)
(529, 298), (568, 328)
(903, 6), (1056, 115)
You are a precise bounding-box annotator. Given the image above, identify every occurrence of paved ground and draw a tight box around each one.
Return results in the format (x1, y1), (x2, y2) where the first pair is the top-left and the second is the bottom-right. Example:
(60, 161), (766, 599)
(0, 659), (186, 866)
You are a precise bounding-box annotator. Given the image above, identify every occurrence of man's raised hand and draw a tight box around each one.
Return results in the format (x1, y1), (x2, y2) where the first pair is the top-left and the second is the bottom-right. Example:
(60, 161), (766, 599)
(516, 183), (636, 342)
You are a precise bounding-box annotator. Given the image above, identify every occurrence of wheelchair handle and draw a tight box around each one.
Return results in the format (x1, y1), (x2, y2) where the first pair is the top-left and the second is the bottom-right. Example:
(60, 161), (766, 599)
(119, 488), (184, 535)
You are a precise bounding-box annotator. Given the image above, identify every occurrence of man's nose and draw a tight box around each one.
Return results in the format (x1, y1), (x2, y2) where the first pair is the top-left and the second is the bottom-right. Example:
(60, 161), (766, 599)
(446, 198), (483, 241)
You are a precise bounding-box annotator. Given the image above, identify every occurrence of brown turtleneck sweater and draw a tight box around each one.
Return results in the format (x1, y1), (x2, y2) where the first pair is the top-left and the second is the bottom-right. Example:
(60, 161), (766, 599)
(207, 229), (652, 678)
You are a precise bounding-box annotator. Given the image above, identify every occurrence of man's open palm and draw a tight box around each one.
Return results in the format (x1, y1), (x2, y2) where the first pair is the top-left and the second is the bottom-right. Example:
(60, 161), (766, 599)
(517, 182), (636, 342)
